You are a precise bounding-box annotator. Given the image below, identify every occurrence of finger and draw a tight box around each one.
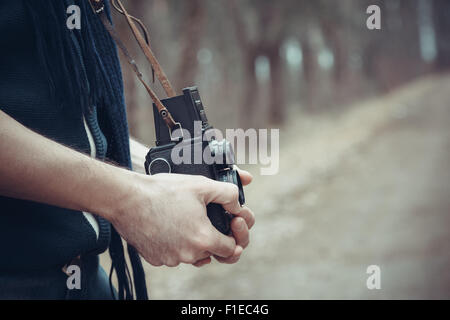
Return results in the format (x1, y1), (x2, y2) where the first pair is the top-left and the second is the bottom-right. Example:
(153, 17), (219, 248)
(193, 257), (211, 267)
(203, 179), (241, 214)
(206, 227), (236, 258)
(191, 250), (211, 263)
(214, 245), (243, 264)
(230, 217), (249, 249)
(235, 166), (253, 186)
(234, 206), (255, 229)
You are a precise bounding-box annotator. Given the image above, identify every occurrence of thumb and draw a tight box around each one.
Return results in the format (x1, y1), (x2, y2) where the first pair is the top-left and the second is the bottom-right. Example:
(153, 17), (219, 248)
(202, 179), (241, 214)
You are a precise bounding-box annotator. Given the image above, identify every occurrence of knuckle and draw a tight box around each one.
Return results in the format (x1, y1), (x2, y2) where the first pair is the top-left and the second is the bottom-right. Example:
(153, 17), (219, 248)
(246, 207), (255, 219)
(229, 256), (241, 264)
(226, 246), (235, 257)
(229, 184), (239, 201)
(200, 224), (213, 240)
(193, 175), (209, 187)
(180, 252), (196, 264)
(191, 176), (210, 195)
(192, 230), (210, 251)
(150, 260), (163, 267)
(219, 242), (235, 258)
(250, 211), (256, 223)
(198, 175), (210, 183)
(164, 257), (180, 267)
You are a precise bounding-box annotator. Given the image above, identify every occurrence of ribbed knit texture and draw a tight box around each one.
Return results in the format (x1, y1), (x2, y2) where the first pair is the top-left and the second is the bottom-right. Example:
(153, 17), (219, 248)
(84, 107), (111, 255)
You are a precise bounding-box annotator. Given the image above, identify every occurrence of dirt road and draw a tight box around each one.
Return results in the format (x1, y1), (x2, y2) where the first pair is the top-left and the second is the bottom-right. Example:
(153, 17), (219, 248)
(103, 74), (450, 299)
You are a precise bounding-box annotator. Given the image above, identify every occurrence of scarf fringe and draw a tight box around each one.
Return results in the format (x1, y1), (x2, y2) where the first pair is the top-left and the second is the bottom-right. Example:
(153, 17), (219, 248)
(24, 0), (147, 300)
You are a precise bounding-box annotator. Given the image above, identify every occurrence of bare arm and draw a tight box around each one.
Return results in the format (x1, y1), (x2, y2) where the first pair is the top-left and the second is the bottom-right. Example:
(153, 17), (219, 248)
(0, 110), (129, 218)
(0, 110), (254, 266)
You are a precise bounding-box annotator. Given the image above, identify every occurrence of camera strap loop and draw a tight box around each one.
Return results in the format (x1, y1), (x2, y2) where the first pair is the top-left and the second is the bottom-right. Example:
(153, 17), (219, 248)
(88, 0), (177, 131)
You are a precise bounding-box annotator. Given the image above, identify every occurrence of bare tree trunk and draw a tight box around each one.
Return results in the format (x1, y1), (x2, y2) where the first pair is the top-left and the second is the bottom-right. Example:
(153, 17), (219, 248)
(176, 0), (205, 91)
(320, 20), (349, 104)
(228, 0), (287, 127)
(433, 0), (450, 70)
(240, 49), (258, 128)
(321, 21), (346, 84)
(301, 36), (318, 111)
(267, 43), (284, 125)
(227, 0), (259, 128)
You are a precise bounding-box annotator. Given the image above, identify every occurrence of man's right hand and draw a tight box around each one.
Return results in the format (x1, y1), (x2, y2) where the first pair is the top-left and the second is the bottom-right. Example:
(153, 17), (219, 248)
(107, 172), (254, 267)
(0, 110), (254, 268)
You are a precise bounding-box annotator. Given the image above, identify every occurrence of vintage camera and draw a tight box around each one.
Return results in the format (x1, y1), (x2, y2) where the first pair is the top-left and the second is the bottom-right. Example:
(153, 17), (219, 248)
(144, 87), (245, 235)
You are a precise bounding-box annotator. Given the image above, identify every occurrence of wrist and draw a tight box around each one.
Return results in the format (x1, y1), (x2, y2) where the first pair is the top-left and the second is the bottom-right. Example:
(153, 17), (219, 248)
(85, 162), (140, 223)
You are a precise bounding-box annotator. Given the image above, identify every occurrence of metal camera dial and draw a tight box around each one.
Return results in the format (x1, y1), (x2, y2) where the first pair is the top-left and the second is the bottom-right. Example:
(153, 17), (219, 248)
(208, 139), (235, 168)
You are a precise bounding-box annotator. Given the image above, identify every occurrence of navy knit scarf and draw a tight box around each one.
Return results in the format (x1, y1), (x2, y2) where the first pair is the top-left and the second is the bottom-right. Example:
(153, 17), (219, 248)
(24, 0), (148, 300)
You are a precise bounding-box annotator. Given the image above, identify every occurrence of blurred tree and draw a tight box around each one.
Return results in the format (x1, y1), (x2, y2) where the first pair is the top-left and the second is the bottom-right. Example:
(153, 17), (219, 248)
(175, 0), (205, 91)
(279, 0), (321, 110)
(228, 0), (287, 126)
(227, 0), (260, 127)
(112, 0), (435, 139)
(433, 0), (450, 70)
(359, 0), (424, 92)
(300, 32), (319, 109)
(318, 1), (348, 85)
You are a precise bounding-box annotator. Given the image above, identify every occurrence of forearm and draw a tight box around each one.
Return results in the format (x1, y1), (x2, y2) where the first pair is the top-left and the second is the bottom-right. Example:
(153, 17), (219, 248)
(0, 110), (133, 221)
(0, 111), (254, 267)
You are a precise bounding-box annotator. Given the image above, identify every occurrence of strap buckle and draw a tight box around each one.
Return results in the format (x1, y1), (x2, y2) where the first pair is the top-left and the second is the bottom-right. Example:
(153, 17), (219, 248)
(169, 122), (184, 142)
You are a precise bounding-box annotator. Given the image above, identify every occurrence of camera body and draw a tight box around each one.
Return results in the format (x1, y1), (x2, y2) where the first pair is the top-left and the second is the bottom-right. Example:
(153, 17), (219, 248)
(144, 87), (245, 235)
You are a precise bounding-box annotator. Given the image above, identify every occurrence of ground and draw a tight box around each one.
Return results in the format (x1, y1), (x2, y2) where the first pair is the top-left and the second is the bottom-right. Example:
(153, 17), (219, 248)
(101, 74), (450, 299)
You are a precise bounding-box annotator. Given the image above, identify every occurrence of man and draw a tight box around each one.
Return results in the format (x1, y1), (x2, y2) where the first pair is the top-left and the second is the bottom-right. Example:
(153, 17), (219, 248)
(0, 0), (254, 299)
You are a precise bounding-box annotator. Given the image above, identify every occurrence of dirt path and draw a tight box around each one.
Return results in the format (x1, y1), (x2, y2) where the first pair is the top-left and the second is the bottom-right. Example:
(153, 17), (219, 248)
(103, 74), (450, 299)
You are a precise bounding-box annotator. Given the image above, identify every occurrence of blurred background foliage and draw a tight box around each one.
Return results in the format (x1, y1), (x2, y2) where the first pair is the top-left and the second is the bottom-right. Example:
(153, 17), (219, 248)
(103, 0), (450, 298)
(113, 0), (450, 141)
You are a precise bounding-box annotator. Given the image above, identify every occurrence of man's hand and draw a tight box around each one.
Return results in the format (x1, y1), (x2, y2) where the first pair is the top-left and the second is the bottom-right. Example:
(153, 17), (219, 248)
(194, 168), (254, 267)
(128, 136), (255, 267)
(0, 111), (254, 269)
(109, 169), (255, 267)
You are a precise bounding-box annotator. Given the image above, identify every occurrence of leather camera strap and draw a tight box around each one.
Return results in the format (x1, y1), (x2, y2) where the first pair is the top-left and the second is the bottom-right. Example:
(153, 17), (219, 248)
(88, 0), (177, 131)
